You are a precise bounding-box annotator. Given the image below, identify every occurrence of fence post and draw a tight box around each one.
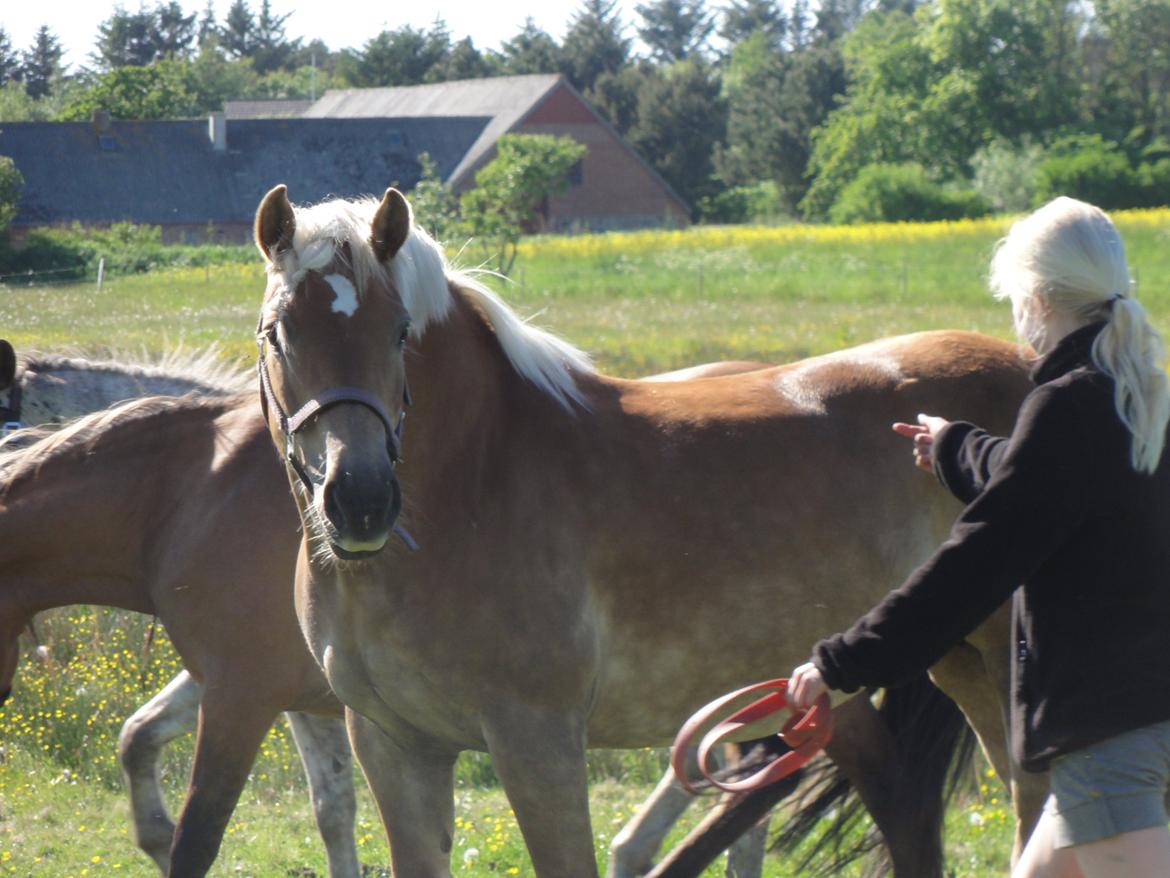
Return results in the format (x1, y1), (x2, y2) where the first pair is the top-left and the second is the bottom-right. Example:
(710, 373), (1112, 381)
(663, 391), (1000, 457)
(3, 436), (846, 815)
(96, 257), (105, 292)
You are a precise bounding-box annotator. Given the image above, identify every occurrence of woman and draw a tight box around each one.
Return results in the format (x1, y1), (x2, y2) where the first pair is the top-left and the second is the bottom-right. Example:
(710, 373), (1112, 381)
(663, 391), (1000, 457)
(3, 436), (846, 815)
(788, 197), (1170, 877)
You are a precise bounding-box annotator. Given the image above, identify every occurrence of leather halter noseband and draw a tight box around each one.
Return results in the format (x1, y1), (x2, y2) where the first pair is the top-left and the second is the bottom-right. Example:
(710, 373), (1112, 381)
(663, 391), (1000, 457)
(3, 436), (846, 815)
(255, 335), (419, 551)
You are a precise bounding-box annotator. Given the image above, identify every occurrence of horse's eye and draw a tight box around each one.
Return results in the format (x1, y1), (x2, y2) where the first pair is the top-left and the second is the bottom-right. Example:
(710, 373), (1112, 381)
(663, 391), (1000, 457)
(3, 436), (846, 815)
(265, 323), (282, 354)
(397, 324), (410, 348)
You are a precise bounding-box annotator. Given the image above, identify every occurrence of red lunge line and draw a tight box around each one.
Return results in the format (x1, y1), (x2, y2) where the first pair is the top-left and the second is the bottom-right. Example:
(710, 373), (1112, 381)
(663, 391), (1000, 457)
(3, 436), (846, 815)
(670, 678), (833, 795)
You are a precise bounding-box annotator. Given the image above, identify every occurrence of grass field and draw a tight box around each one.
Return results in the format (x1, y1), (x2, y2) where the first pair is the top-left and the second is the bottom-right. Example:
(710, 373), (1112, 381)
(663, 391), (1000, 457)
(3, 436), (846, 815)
(1, 210), (1168, 876)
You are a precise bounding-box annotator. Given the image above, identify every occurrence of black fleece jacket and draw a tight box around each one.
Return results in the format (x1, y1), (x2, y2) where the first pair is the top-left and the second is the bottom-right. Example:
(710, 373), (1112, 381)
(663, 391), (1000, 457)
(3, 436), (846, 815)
(812, 322), (1170, 771)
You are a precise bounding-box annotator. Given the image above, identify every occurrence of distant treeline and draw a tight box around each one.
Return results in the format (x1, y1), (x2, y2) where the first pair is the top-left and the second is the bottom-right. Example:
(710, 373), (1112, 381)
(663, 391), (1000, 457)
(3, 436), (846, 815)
(2, 0), (1170, 223)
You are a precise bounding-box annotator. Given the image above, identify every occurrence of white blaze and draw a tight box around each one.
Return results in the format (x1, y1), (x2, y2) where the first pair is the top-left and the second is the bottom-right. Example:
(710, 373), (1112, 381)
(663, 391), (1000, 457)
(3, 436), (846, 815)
(324, 274), (358, 317)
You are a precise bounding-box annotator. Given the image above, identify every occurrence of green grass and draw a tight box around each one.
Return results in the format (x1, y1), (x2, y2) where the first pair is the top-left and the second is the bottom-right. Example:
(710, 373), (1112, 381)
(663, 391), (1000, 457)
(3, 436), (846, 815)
(2, 213), (1167, 875)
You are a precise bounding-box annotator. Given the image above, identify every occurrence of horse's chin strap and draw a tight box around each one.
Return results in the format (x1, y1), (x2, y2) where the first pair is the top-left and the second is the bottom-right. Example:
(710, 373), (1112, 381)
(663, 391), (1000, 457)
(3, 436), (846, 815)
(256, 338), (418, 553)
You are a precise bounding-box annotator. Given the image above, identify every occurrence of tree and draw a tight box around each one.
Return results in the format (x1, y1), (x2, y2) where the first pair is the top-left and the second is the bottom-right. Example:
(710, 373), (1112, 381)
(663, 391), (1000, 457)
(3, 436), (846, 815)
(408, 152), (459, 242)
(588, 64), (654, 135)
(560, 0), (631, 93)
(184, 43), (260, 112)
(625, 58), (726, 212)
(459, 134), (587, 274)
(251, 0), (301, 74)
(635, 0), (715, 62)
(425, 37), (494, 82)
(0, 156), (23, 235)
(719, 0), (788, 50)
(21, 27), (64, 100)
(60, 60), (198, 120)
(717, 32), (845, 209)
(92, 3), (196, 70)
(1087, 0), (1170, 146)
(337, 22), (451, 87)
(0, 29), (20, 87)
(496, 18), (561, 74)
(220, 0), (257, 59)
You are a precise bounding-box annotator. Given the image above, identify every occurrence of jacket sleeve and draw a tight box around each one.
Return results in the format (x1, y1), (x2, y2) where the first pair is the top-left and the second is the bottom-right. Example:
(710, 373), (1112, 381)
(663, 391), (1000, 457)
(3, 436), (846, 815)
(813, 383), (1093, 693)
(933, 422), (1011, 504)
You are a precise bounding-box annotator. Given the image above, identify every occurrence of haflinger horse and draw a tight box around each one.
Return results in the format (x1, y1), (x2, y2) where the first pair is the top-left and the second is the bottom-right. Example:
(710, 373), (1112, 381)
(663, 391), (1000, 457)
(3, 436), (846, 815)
(251, 184), (1046, 877)
(0, 342), (360, 878)
(0, 361), (974, 875)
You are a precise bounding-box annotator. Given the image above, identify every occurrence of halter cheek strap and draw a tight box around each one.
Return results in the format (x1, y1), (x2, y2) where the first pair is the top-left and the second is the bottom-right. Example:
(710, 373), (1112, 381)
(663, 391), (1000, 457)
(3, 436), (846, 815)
(256, 338), (418, 551)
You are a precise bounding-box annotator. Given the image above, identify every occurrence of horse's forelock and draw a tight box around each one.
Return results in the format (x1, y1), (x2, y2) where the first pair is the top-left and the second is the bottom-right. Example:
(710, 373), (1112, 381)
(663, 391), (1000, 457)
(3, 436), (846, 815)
(278, 197), (451, 334)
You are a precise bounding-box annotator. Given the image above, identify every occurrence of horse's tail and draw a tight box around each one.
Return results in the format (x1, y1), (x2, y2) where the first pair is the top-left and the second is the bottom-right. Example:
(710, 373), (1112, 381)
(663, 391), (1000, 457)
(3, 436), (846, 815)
(770, 672), (976, 876)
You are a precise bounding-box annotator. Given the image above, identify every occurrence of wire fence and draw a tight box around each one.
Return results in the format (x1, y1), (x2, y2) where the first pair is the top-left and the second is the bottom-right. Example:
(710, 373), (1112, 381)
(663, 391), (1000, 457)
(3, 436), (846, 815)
(0, 263), (95, 288)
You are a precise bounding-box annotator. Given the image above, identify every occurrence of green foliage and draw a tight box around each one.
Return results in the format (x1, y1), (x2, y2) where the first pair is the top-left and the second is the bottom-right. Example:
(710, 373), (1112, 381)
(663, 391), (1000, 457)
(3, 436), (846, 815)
(635, 0), (715, 62)
(970, 139), (1043, 213)
(560, 0), (633, 93)
(695, 180), (784, 223)
(1033, 135), (1139, 211)
(495, 18), (563, 75)
(59, 60), (198, 121)
(336, 22), (452, 87)
(92, 2), (198, 70)
(625, 58), (727, 213)
(21, 26), (65, 100)
(408, 152), (460, 243)
(0, 222), (253, 280)
(828, 162), (989, 223)
(459, 134), (587, 274)
(0, 155), (23, 234)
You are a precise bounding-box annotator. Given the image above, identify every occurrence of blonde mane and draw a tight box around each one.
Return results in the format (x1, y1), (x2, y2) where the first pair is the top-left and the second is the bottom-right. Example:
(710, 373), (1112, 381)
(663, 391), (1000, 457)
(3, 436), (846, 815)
(271, 196), (594, 412)
(21, 347), (251, 394)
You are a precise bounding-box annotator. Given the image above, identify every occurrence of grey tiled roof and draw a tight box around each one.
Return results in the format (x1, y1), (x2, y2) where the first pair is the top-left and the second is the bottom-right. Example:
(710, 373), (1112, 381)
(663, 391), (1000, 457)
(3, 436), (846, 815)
(224, 99), (314, 119)
(0, 116), (489, 227)
(305, 74), (561, 185)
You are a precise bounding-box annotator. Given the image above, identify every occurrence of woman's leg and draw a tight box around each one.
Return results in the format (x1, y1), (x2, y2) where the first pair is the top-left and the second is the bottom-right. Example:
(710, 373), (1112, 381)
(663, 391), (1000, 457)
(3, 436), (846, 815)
(1012, 809), (1084, 878)
(1070, 825), (1170, 877)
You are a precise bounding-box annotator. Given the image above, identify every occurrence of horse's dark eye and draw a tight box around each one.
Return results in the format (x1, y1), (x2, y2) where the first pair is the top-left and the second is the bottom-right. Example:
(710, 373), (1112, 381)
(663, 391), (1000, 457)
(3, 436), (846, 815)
(398, 324), (410, 348)
(265, 323), (282, 354)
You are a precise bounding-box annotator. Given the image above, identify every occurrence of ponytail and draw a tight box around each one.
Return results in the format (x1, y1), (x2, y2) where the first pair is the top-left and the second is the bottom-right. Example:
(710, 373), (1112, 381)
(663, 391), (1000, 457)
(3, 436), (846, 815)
(1092, 296), (1170, 473)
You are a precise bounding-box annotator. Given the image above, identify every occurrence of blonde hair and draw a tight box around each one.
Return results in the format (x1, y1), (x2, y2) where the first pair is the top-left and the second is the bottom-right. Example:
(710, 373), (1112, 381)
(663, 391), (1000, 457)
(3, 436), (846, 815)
(989, 196), (1170, 474)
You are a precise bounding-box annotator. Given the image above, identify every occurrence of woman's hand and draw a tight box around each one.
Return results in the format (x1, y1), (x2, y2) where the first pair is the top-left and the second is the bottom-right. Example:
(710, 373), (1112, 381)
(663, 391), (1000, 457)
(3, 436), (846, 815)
(892, 413), (950, 473)
(788, 661), (828, 710)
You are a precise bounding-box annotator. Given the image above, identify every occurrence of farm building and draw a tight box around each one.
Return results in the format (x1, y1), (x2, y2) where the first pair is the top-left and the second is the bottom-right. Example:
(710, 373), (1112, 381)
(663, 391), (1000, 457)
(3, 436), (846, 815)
(0, 74), (687, 245)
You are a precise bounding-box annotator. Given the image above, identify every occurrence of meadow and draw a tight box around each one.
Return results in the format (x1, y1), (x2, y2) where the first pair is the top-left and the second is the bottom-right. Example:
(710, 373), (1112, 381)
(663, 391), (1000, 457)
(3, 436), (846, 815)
(1, 210), (1168, 876)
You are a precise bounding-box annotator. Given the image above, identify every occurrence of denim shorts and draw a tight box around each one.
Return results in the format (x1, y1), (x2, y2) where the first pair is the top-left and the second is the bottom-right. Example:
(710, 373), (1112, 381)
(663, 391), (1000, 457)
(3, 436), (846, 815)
(1045, 719), (1170, 848)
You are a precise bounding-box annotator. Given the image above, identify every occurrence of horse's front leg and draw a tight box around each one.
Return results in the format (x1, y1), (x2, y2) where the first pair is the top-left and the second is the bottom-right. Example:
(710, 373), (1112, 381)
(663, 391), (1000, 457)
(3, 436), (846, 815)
(118, 670), (203, 874)
(167, 693), (278, 878)
(286, 711), (360, 878)
(482, 703), (598, 878)
(345, 708), (458, 877)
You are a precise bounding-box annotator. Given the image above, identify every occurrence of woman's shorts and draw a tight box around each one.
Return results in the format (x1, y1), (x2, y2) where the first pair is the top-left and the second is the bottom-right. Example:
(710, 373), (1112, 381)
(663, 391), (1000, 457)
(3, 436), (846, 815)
(1046, 719), (1170, 848)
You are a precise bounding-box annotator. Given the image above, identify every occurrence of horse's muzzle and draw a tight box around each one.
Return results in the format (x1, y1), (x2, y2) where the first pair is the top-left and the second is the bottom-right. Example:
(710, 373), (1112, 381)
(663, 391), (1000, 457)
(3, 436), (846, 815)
(321, 470), (402, 558)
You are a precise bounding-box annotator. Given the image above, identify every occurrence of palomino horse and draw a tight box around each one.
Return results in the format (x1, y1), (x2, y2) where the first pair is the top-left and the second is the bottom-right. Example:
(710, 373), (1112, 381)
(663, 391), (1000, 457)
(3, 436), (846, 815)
(0, 342), (360, 878)
(0, 394), (350, 878)
(250, 185), (1043, 877)
(0, 386), (980, 875)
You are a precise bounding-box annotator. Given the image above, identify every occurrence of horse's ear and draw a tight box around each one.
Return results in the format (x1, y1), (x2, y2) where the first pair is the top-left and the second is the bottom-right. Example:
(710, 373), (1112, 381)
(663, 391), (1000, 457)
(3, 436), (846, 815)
(370, 188), (412, 263)
(0, 341), (14, 390)
(255, 184), (296, 263)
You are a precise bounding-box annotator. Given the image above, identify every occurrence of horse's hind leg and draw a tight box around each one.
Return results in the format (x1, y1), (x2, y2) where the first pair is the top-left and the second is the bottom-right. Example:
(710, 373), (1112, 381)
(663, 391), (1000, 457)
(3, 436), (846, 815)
(118, 670), (202, 874)
(286, 711), (360, 878)
(607, 750), (698, 878)
(345, 708), (457, 877)
(167, 695), (277, 878)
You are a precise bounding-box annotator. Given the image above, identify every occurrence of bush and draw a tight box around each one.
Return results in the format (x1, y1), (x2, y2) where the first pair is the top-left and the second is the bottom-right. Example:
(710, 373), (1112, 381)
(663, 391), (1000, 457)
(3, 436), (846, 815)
(971, 139), (1043, 214)
(696, 181), (785, 224)
(829, 163), (989, 224)
(0, 222), (254, 280)
(1033, 136), (1139, 210)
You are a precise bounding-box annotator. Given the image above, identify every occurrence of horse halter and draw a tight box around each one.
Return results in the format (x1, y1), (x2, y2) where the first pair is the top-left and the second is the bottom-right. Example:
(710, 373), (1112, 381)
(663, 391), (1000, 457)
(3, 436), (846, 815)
(0, 380), (22, 435)
(255, 333), (419, 552)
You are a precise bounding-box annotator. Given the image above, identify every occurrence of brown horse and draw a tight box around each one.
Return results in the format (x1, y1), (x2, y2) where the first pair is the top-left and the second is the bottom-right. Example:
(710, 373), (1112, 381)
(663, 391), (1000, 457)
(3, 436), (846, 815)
(0, 394), (341, 878)
(251, 185), (1043, 877)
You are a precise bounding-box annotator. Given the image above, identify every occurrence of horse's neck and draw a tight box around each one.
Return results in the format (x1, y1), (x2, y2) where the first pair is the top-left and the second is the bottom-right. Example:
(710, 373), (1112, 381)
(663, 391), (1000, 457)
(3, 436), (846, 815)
(20, 361), (235, 425)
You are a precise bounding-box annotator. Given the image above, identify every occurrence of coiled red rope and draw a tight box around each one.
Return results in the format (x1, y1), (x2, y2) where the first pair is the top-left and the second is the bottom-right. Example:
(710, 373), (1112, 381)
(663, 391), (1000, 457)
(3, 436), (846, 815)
(670, 678), (833, 795)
